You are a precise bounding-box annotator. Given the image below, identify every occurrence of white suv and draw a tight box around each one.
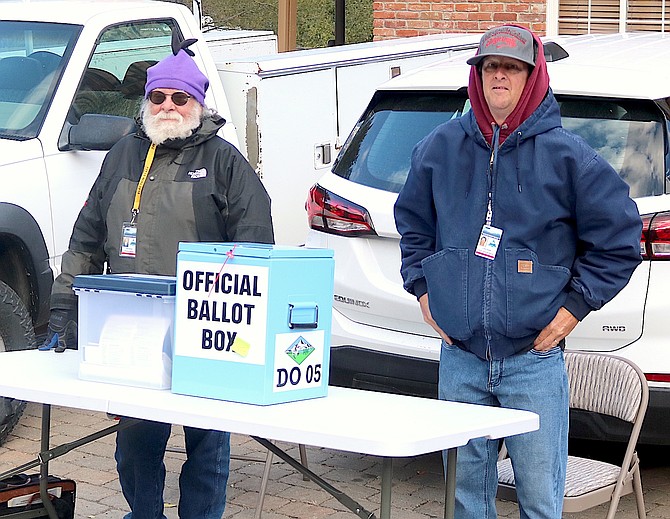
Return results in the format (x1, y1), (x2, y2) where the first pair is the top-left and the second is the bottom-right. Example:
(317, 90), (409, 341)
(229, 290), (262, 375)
(306, 32), (670, 445)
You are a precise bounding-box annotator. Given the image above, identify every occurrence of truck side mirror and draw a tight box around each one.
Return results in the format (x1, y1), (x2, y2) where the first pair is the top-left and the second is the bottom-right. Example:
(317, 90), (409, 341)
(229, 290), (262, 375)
(59, 114), (136, 151)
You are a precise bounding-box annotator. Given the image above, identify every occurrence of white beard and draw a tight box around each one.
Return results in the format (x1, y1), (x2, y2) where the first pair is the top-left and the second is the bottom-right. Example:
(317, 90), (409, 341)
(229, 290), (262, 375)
(141, 100), (204, 145)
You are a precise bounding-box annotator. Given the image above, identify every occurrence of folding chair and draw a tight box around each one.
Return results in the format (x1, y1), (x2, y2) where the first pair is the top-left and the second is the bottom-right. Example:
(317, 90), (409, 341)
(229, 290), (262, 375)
(497, 351), (648, 519)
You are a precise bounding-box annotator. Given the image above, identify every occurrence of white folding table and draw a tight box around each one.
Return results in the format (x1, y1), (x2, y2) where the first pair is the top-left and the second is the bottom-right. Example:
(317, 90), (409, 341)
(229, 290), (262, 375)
(0, 350), (538, 519)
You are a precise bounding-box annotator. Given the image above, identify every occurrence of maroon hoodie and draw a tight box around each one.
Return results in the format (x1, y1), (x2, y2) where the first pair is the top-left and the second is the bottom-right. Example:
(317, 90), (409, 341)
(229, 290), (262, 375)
(467, 26), (550, 145)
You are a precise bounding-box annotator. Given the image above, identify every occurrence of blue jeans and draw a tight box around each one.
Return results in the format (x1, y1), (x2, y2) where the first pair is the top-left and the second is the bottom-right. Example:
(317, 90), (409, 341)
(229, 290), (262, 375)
(115, 418), (230, 519)
(439, 343), (568, 519)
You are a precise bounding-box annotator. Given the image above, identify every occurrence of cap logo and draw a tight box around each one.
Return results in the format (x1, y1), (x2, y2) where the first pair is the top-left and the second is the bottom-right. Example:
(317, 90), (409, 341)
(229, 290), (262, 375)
(486, 36), (518, 50)
(484, 27), (529, 51)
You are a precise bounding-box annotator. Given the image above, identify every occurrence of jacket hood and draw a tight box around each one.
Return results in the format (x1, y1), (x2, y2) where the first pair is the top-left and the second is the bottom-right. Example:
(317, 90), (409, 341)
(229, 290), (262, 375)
(462, 87), (562, 147)
(460, 88), (563, 194)
(467, 26), (550, 145)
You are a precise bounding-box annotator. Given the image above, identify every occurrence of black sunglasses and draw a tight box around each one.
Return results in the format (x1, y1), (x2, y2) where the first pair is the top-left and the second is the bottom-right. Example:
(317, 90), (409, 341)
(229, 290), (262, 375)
(148, 90), (192, 106)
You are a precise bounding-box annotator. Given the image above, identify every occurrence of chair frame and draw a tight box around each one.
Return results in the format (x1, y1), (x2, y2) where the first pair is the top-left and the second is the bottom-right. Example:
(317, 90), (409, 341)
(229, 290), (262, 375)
(497, 351), (649, 519)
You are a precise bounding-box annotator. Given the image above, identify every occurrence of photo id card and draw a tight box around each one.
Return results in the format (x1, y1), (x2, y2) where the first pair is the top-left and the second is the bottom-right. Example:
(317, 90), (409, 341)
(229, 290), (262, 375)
(475, 225), (503, 260)
(119, 222), (137, 258)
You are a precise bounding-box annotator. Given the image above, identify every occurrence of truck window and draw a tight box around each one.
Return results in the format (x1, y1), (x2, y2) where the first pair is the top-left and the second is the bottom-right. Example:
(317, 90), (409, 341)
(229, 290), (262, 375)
(0, 21), (79, 139)
(68, 21), (176, 123)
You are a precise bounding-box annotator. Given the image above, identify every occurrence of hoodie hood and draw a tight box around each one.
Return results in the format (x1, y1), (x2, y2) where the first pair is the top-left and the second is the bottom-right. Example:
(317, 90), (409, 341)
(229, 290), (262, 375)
(462, 88), (562, 146)
(467, 25), (550, 145)
(460, 88), (563, 195)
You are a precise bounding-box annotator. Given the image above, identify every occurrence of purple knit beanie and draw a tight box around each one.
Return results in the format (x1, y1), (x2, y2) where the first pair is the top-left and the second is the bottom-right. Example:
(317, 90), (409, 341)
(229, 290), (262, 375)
(145, 37), (209, 105)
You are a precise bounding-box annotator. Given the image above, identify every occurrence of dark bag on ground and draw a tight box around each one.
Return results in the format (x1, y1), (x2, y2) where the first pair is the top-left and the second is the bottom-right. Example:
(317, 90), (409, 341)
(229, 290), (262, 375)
(0, 474), (75, 519)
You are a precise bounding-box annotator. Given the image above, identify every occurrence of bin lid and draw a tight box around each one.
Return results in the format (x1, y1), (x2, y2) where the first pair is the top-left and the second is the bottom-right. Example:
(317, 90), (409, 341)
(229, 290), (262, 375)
(178, 242), (334, 259)
(73, 274), (176, 296)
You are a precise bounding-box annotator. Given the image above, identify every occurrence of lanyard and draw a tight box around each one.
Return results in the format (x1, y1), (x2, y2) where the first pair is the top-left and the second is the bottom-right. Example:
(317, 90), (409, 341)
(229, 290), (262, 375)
(130, 143), (157, 224)
(486, 125), (501, 227)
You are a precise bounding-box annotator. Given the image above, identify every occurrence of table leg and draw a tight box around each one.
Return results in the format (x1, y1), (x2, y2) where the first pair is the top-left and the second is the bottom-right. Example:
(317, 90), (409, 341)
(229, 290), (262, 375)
(251, 436), (376, 519)
(380, 457), (393, 519)
(39, 404), (59, 519)
(254, 445), (274, 519)
(444, 447), (457, 519)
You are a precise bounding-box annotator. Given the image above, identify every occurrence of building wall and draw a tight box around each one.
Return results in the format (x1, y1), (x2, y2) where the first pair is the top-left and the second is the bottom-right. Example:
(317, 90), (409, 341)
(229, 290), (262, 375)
(373, 0), (547, 40)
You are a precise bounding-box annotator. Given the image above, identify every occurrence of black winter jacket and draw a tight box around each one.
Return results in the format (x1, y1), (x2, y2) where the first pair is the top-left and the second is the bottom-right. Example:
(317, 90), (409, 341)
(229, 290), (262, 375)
(51, 113), (274, 310)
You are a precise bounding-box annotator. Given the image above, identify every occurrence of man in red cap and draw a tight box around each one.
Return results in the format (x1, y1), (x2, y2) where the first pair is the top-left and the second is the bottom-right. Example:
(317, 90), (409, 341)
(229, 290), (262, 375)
(43, 37), (274, 519)
(395, 25), (642, 518)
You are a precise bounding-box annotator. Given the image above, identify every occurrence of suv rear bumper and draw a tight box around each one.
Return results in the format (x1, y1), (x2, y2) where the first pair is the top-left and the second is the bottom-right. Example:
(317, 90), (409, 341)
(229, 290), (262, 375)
(330, 345), (438, 399)
(330, 346), (670, 445)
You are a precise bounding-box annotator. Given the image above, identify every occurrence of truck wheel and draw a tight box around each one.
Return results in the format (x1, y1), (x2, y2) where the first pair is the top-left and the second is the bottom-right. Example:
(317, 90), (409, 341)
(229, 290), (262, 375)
(0, 280), (37, 445)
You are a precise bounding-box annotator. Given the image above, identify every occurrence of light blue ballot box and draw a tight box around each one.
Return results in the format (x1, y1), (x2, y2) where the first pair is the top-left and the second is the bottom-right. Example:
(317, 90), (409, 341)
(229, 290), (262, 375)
(172, 242), (335, 405)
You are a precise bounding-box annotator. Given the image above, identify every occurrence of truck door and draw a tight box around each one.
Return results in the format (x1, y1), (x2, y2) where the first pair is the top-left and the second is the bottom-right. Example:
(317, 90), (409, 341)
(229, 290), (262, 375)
(47, 20), (177, 274)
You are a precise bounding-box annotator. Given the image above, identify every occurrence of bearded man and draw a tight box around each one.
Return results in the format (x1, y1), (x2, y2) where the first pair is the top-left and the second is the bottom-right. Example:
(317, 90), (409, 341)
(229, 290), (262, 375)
(42, 37), (274, 519)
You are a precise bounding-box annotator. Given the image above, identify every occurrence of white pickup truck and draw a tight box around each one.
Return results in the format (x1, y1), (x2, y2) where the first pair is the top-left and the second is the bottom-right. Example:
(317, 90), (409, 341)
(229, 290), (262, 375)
(0, 0), (482, 441)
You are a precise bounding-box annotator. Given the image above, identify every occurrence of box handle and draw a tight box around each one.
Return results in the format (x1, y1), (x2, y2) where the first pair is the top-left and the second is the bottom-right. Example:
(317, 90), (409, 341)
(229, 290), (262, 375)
(288, 302), (318, 329)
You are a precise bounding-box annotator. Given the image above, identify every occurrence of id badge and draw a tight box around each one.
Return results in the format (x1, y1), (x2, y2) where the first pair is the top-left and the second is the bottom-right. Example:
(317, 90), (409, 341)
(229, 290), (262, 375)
(475, 225), (503, 260)
(119, 222), (137, 258)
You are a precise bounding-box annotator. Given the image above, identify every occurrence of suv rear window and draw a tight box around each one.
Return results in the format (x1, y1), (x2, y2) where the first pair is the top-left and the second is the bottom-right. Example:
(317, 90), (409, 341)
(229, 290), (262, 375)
(333, 91), (665, 198)
(558, 96), (665, 198)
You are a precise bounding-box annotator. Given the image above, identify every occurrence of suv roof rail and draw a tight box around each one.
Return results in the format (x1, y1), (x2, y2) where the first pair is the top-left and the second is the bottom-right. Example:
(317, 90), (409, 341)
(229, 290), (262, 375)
(544, 41), (569, 62)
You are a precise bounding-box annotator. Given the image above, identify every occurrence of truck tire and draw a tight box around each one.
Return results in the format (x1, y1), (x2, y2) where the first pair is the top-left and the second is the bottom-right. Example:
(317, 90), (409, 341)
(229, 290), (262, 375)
(0, 280), (37, 445)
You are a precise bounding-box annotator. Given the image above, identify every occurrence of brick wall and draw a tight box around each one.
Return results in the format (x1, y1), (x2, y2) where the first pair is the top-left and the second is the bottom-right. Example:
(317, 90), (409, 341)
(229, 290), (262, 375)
(373, 0), (547, 40)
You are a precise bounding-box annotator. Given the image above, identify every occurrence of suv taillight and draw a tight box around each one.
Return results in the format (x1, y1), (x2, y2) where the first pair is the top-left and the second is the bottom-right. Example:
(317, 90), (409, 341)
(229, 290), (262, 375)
(641, 212), (670, 260)
(645, 373), (670, 383)
(306, 184), (377, 237)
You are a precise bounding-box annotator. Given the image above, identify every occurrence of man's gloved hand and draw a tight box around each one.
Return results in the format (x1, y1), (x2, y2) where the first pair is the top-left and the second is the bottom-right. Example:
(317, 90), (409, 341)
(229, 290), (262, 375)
(39, 309), (78, 352)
